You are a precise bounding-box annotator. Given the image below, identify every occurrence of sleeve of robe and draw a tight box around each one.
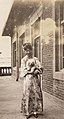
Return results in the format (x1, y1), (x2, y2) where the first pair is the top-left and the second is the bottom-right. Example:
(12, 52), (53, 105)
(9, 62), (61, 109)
(20, 58), (28, 78)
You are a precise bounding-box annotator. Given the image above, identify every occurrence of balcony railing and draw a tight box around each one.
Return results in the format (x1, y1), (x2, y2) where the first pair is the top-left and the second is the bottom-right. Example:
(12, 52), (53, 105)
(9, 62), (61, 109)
(0, 67), (12, 76)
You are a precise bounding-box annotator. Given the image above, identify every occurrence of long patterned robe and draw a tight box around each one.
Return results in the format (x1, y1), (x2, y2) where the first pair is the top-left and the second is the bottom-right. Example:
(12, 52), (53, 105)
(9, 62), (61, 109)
(20, 55), (43, 116)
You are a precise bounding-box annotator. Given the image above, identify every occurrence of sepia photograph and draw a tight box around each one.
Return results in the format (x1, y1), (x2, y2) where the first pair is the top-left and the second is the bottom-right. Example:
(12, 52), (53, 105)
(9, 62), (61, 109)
(0, 0), (64, 119)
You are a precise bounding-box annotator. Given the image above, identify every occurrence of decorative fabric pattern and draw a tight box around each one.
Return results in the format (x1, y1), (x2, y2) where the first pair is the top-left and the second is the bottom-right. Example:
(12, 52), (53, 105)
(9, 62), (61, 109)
(20, 56), (43, 116)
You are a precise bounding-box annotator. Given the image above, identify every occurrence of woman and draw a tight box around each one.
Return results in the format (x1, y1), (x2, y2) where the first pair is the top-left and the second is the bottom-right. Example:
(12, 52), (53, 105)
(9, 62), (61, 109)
(20, 43), (43, 119)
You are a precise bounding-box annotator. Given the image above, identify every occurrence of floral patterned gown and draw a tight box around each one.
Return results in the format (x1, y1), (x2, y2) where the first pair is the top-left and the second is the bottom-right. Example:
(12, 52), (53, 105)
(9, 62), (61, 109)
(20, 55), (43, 116)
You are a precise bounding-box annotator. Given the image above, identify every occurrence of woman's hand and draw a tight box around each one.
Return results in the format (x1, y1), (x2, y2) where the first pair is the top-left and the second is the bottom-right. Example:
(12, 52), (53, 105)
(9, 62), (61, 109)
(34, 69), (40, 75)
(40, 67), (43, 73)
(24, 70), (33, 77)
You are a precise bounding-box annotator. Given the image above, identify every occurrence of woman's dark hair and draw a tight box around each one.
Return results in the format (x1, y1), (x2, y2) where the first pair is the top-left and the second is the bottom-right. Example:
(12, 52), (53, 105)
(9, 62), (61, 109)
(22, 43), (32, 50)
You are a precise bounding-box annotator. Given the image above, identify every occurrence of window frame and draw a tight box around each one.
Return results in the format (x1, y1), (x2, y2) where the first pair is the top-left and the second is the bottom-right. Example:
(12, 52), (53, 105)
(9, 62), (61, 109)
(13, 41), (16, 67)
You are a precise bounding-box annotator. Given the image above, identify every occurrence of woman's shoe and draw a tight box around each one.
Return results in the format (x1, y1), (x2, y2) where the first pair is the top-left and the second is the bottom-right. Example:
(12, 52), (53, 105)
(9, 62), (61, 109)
(20, 110), (22, 113)
(34, 112), (38, 118)
(26, 115), (29, 119)
(34, 114), (38, 118)
(25, 113), (30, 119)
(26, 115), (30, 119)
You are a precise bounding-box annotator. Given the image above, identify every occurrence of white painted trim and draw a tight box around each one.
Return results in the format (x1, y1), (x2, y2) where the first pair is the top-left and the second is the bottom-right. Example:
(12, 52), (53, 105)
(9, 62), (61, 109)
(12, 33), (17, 43)
(33, 35), (40, 40)
(38, 40), (39, 59)
(32, 26), (34, 57)
(18, 25), (25, 38)
(61, 20), (64, 24)
(53, 71), (64, 80)
(13, 67), (16, 70)
(29, 21), (31, 43)
(30, 5), (42, 25)
(19, 30), (25, 38)
(58, 4), (61, 71)
(40, 16), (43, 63)
(61, 22), (64, 69)
(53, 1), (55, 73)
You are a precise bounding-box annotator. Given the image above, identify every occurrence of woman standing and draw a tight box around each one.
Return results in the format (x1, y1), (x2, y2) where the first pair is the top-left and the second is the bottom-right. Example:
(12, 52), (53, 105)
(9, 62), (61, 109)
(20, 43), (43, 119)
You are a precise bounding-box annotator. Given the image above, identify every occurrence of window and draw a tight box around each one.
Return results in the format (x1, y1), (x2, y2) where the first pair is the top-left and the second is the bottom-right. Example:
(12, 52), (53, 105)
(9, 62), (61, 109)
(61, 24), (64, 68)
(19, 33), (25, 67)
(34, 36), (40, 61)
(13, 41), (16, 67)
(60, 2), (64, 69)
(55, 1), (64, 71)
(33, 19), (40, 38)
(31, 18), (41, 61)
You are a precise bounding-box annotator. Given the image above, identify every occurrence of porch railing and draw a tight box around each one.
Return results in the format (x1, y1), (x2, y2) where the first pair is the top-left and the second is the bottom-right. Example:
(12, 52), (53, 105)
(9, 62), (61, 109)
(0, 67), (12, 76)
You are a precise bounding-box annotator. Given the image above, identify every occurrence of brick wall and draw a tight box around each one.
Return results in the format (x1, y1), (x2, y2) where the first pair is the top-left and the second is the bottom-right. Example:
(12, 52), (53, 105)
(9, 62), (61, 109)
(42, 0), (54, 94)
(53, 79), (64, 100)
(42, 38), (53, 94)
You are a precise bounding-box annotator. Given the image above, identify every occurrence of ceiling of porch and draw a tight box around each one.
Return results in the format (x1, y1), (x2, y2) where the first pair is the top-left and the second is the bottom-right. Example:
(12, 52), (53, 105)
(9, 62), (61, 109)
(2, 0), (41, 37)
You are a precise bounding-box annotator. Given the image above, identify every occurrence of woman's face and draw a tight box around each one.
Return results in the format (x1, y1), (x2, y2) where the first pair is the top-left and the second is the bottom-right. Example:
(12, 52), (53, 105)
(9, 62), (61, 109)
(24, 48), (32, 57)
